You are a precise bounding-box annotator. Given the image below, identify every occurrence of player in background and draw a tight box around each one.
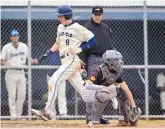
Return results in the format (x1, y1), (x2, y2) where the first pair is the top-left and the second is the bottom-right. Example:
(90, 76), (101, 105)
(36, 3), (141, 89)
(31, 5), (96, 121)
(81, 50), (141, 126)
(0, 29), (37, 119)
(156, 72), (165, 115)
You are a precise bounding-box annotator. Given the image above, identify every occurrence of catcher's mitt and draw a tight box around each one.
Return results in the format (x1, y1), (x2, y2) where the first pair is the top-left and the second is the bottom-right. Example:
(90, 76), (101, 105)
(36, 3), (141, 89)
(129, 107), (141, 126)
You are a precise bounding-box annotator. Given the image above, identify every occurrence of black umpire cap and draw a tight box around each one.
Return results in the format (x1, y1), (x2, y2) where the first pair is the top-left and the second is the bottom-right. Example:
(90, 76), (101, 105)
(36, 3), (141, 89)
(92, 6), (103, 14)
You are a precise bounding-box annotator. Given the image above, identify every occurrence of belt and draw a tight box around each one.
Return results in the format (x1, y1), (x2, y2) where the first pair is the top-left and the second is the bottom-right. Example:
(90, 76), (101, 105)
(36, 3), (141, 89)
(15, 69), (22, 71)
(7, 69), (23, 71)
(60, 53), (70, 59)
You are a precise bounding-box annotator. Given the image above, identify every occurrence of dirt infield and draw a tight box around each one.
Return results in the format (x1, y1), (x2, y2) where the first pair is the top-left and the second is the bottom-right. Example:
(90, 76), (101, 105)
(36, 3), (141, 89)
(1, 120), (165, 128)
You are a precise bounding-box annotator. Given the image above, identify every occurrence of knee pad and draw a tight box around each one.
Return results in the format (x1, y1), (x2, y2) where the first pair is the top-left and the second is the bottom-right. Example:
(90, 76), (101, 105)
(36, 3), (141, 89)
(95, 90), (109, 103)
(95, 85), (117, 103)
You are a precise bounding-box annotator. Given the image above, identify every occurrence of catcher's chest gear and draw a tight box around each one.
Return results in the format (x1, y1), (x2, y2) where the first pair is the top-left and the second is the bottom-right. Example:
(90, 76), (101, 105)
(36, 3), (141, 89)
(99, 64), (120, 86)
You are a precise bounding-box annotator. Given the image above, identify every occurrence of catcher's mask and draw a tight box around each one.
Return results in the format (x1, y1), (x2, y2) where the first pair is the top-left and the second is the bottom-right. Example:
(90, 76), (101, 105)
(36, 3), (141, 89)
(102, 50), (124, 73)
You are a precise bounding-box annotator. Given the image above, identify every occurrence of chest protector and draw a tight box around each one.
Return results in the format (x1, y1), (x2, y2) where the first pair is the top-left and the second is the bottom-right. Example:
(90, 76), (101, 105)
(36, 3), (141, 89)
(99, 64), (120, 86)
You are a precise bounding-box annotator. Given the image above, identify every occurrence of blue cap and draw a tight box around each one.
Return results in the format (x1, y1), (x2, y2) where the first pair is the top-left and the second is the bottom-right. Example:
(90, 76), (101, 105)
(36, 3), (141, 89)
(10, 29), (19, 36)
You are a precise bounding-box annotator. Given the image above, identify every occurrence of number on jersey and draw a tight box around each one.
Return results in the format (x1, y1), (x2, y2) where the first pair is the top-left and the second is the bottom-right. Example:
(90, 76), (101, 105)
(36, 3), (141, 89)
(66, 39), (70, 46)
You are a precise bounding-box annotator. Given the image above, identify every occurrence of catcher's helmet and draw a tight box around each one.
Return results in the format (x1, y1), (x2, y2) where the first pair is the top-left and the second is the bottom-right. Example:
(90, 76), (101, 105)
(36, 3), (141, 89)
(57, 5), (73, 20)
(102, 50), (124, 73)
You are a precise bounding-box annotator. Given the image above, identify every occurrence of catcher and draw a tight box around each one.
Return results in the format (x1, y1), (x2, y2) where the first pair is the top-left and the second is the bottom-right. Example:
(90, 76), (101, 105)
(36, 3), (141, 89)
(81, 50), (141, 126)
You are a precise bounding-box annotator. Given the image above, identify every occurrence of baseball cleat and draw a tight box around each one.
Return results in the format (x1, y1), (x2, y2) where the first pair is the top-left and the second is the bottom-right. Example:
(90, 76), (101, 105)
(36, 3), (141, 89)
(88, 121), (100, 126)
(31, 109), (49, 121)
(118, 120), (129, 126)
(99, 117), (110, 124)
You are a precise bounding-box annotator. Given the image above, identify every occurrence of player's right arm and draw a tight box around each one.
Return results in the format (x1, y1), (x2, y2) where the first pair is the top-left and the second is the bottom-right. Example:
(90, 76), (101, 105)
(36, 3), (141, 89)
(50, 42), (59, 52)
(35, 24), (61, 64)
(37, 42), (59, 63)
(1, 45), (8, 65)
(118, 81), (136, 108)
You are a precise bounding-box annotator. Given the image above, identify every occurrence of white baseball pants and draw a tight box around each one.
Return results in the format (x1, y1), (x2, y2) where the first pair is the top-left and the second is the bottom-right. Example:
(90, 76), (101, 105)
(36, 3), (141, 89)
(5, 70), (26, 118)
(49, 81), (67, 118)
(45, 55), (84, 112)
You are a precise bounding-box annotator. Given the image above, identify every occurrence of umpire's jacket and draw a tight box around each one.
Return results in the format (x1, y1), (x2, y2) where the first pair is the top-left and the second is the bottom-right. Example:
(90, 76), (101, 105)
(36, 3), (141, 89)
(79, 19), (113, 68)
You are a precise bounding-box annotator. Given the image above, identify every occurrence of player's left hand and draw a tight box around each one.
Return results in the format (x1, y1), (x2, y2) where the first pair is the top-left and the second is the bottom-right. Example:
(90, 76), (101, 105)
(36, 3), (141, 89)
(70, 48), (82, 55)
(80, 59), (86, 69)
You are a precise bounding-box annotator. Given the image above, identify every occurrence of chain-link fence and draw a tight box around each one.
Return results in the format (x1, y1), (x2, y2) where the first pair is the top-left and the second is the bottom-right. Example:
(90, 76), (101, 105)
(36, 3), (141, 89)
(1, 0), (165, 120)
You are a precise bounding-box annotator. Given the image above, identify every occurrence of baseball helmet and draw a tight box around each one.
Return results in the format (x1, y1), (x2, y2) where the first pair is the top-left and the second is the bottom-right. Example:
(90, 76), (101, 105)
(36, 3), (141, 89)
(10, 29), (19, 36)
(102, 50), (124, 73)
(57, 5), (73, 20)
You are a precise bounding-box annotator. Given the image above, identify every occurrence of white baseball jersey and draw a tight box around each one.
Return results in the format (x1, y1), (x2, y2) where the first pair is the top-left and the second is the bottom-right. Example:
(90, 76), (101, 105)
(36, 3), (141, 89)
(56, 22), (94, 56)
(1, 42), (28, 66)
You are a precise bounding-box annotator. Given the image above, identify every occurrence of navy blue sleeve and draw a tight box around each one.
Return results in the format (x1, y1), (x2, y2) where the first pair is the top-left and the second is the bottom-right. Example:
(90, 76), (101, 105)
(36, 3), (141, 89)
(80, 37), (96, 51)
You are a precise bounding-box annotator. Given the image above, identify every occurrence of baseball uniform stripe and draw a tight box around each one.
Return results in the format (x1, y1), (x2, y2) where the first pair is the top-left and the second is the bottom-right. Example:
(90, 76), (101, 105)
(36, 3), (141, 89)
(49, 57), (75, 106)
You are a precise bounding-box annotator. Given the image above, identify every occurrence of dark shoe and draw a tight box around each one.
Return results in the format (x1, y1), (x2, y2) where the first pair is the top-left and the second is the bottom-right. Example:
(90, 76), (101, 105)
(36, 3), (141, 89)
(86, 119), (89, 124)
(99, 117), (110, 124)
(118, 120), (129, 126)
(31, 109), (50, 121)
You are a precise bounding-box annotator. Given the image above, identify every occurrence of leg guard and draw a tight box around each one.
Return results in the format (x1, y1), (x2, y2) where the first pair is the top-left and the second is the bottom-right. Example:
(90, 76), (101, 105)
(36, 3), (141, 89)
(90, 100), (107, 122)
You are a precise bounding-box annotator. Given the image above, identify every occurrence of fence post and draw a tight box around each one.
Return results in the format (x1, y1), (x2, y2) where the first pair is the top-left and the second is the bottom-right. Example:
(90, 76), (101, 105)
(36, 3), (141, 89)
(28, 0), (32, 120)
(143, 0), (149, 120)
(75, 91), (78, 115)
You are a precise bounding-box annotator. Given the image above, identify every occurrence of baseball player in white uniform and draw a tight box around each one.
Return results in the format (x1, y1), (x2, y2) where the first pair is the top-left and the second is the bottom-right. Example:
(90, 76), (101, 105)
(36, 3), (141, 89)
(1, 29), (37, 119)
(157, 73), (165, 115)
(31, 5), (96, 120)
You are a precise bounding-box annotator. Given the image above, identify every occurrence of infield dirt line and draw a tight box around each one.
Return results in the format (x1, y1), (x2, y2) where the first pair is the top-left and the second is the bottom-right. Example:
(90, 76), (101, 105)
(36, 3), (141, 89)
(2, 127), (163, 129)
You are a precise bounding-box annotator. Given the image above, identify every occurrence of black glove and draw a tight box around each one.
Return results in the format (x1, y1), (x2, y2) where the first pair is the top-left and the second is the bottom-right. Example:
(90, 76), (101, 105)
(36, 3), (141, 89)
(81, 69), (88, 81)
(38, 50), (53, 63)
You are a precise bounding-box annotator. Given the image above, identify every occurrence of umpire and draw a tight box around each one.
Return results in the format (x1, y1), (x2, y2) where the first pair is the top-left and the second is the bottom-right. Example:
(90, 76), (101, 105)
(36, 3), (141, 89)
(84, 6), (113, 124)
(85, 6), (113, 76)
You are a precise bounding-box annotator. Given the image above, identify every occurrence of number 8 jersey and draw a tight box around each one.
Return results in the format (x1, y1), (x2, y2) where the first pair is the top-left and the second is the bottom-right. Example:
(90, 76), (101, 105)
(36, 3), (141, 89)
(56, 22), (94, 56)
